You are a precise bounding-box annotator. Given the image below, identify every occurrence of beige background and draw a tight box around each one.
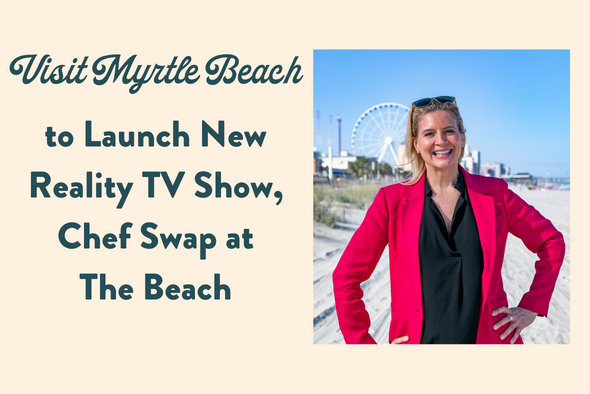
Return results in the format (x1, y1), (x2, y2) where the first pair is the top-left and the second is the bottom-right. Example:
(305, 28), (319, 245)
(0, 1), (585, 393)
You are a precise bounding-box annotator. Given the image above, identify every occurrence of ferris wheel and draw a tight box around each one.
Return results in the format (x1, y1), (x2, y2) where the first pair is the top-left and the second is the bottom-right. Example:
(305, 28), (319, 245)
(351, 102), (410, 166)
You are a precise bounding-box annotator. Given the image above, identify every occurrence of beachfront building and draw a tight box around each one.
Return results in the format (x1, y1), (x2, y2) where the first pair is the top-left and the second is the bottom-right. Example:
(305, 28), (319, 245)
(319, 153), (357, 178)
(470, 148), (480, 175)
(461, 155), (475, 174)
(460, 144), (480, 175)
(484, 162), (499, 177)
(493, 162), (510, 177)
(480, 162), (510, 177)
(397, 145), (412, 173)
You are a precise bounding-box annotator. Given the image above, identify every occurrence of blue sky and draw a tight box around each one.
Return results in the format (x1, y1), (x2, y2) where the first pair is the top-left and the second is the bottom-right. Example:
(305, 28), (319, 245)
(313, 50), (570, 178)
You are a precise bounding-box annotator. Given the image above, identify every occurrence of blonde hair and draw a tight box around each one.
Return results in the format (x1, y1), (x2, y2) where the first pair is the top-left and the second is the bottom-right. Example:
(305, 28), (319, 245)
(403, 100), (466, 185)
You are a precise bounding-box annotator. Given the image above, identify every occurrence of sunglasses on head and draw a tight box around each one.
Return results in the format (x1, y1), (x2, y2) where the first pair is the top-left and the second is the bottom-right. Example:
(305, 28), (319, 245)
(411, 96), (456, 109)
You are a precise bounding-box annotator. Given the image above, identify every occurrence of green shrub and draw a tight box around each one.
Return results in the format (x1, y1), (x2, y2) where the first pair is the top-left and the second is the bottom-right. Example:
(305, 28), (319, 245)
(313, 182), (385, 226)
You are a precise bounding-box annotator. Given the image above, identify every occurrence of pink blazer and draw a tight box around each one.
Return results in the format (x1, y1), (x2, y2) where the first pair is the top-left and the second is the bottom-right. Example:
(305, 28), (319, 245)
(332, 168), (565, 344)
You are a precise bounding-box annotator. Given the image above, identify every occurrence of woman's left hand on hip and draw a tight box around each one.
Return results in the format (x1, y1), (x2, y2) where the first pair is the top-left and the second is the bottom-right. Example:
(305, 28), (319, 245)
(492, 306), (537, 344)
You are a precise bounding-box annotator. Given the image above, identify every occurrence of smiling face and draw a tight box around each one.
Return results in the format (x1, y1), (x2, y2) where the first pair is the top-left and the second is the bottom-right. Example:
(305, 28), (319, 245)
(412, 110), (464, 174)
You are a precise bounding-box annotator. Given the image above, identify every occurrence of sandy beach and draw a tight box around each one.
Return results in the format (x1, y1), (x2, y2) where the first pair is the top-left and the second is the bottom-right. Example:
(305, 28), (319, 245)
(313, 186), (570, 344)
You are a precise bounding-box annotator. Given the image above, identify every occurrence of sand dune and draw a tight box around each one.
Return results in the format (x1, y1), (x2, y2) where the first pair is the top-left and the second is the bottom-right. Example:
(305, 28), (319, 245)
(313, 187), (570, 344)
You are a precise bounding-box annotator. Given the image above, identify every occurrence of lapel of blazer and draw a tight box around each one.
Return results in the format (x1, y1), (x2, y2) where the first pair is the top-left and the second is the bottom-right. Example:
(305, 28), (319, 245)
(400, 173), (426, 306)
(462, 167), (496, 307)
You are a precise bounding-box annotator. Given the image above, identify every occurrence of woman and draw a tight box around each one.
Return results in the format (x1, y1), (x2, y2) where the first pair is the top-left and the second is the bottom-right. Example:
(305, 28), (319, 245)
(332, 96), (565, 344)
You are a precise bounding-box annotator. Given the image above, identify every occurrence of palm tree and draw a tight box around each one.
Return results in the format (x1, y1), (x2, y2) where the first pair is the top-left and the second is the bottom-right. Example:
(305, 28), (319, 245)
(349, 156), (372, 179)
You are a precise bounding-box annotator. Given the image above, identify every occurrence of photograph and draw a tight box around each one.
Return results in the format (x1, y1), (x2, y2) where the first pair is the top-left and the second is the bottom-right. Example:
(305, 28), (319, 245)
(313, 50), (570, 344)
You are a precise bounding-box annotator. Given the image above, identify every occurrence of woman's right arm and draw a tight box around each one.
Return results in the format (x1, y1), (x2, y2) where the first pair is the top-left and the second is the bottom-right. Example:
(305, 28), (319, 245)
(332, 188), (390, 344)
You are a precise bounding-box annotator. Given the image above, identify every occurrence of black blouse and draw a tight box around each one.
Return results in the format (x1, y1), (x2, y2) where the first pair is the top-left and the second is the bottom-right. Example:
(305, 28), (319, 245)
(419, 170), (484, 344)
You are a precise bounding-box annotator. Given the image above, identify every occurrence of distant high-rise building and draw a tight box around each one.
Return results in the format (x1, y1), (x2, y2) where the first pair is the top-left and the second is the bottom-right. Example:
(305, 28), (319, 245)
(480, 163), (495, 177)
(470, 149), (480, 175)
(461, 156), (475, 174)
(492, 162), (505, 178)
(398, 145), (412, 173)
(460, 144), (480, 175)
